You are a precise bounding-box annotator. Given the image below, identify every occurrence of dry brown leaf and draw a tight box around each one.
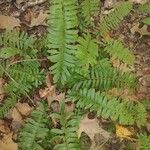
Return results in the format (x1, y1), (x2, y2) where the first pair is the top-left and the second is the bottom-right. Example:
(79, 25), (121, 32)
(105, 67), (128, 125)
(15, 103), (33, 116)
(0, 78), (5, 101)
(0, 120), (10, 134)
(29, 11), (48, 27)
(131, 23), (150, 37)
(0, 15), (20, 30)
(0, 133), (18, 150)
(131, 0), (149, 4)
(78, 114), (110, 149)
(116, 125), (133, 140)
(11, 107), (23, 124)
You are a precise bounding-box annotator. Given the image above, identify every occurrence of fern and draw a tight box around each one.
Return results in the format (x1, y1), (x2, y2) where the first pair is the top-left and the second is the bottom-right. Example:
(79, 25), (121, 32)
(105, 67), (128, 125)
(137, 134), (150, 150)
(80, 0), (100, 26)
(19, 102), (49, 150)
(5, 61), (44, 93)
(75, 33), (98, 70)
(104, 39), (135, 64)
(68, 88), (146, 126)
(51, 102), (81, 150)
(139, 3), (150, 13)
(0, 94), (18, 118)
(99, 1), (132, 35)
(47, 0), (78, 85)
(0, 30), (35, 59)
(69, 59), (136, 90)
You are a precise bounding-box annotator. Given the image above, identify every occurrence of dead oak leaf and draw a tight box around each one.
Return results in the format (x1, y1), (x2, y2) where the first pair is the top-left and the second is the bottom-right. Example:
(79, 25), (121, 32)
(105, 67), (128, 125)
(0, 15), (20, 30)
(78, 114), (110, 149)
(0, 133), (18, 150)
(29, 11), (48, 27)
(15, 102), (33, 117)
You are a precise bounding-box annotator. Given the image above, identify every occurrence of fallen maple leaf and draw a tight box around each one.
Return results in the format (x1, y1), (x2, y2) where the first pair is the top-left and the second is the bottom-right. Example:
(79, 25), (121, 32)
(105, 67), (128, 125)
(15, 103), (33, 116)
(78, 114), (110, 149)
(0, 133), (18, 150)
(116, 124), (133, 140)
(0, 15), (20, 30)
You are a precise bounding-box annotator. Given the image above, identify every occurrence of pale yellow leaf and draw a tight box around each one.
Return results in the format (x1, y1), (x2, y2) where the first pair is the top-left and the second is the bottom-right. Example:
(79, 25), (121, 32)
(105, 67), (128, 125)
(0, 15), (20, 30)
(116, 125), (133, 140)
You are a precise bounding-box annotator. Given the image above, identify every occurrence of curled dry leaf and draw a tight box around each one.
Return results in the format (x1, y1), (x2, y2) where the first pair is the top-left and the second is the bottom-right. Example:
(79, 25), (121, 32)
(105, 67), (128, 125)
(29, 11), (48, 27)
(0, 78), (5, 101)
(116, 124), (133, 140)
(15, 103), (33, 116)
(78, 114), (110, 149)
(0, 15), (20, 30)
(0, 133), (18, 150)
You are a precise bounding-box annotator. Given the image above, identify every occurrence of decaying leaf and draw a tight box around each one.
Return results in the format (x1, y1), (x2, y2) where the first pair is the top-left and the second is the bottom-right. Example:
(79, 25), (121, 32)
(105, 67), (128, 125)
(78, 114), (110, 149)
(11, 107), (23, 124)
(15, 103), (33, 116)
(0, 120), (10, 134)
(0, 15), (20, 30)
(0, 133), (18, 150)
(29, 11), (48, 27)
(0, 78), (5, 101)
(131, 23), (150, 36)
(116, 124), (133, 140)
(131, 0), (149, 4)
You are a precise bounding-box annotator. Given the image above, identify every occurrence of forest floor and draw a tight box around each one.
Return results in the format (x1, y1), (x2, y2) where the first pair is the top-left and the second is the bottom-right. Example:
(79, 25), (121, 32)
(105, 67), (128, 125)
(0, 0), (150, 150)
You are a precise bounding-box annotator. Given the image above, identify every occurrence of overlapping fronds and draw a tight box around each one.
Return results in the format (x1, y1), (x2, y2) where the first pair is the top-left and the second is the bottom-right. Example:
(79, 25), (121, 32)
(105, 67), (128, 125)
(47, 0), (78, 85)
(104, 39), (135, 64)
(51, 102), (81, 150)
(19, 102), (49, 150)
(68, 88), (146, 126)
(99, 1), (132, 35)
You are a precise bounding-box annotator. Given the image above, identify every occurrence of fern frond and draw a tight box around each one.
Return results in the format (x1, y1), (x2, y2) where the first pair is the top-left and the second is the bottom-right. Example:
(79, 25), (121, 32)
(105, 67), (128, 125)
(0, 94), (17, 118)
(80, 0), (100, 25)
(68, 88), (146, 126)
(19, 102), (49, 150)
(5, 61), (44, 94)
(70, 59), (136, 90)
(137, 134), (150, 150)
(51, 102), (81, 150)
(47, 0), (78, 85)
(99, 2), (132, 35)
(139, 3), (150, 13)
(104, 39), (135, 64)
(0, 30), (35, 59)
(75, 33), (98, 70)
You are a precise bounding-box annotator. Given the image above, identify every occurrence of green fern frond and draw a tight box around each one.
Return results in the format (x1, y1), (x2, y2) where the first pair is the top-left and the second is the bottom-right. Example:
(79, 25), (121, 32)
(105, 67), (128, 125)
(142, 99), (150, 110)
(75, 33), (98, 70)
(19, 102), (49, 150)
(0, 94), (18, 118)
(69, 59), (136, 90)
(68, 88), (146, 126)
(5, 61), (44, 93)
(51, 102), (81, 150)
(139, 3), (150, 13)
(0, 30), (35, 59)
(99, 2), (132, 35)
(80, 0), (100, 25)
(47, 0), (78, 85)
(104, 39), (135, 64)
(137, 134), (150, 150)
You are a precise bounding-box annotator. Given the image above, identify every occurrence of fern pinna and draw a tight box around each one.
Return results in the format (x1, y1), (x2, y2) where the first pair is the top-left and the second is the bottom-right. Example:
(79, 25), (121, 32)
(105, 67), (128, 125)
(19, 102), (49, 150)
(68, 88), (146, 126)
(51, 102), (81, 150)
(99, 1), (133, 35)
(47, 0), (78, 85)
